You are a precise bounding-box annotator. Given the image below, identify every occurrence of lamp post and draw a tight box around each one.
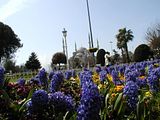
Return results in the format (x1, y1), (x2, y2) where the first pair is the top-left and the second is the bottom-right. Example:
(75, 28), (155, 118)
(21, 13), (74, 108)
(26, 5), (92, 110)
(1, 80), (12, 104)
(62, 28), (69, 69)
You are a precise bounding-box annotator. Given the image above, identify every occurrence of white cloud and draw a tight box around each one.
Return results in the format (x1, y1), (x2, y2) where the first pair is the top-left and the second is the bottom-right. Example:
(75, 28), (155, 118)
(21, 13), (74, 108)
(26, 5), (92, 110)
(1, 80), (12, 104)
(0, 0), (36, 21)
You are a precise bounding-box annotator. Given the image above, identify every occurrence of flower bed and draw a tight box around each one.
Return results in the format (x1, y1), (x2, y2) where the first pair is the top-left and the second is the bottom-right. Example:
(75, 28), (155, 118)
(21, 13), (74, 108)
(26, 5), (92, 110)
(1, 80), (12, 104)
(1, 59), (160, 119)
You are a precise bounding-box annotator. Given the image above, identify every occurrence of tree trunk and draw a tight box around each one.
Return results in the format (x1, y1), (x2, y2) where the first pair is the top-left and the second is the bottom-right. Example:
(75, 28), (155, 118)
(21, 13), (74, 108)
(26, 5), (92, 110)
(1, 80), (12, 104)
(121, 48), (125, 63)
(125, 42), (130, 63)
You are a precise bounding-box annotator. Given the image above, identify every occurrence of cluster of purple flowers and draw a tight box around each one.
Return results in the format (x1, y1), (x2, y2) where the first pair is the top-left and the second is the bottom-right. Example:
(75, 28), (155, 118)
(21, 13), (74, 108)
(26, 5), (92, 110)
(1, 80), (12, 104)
(77, 71), (101, 120)
(95, 66), (101, 73)
(16, 78), (25, 86)
(123, 81), (139, 110)
(125, 69), (139, 83)
(79, 69), (92, 87)
(148, 66), (160, 93)
(0, 67), (4, 87)
(50, 71), (64, 93)
(49, 71), (55, 80)
(111, 70), (123, 85)
(99, 69), (107, 82)
(64, 70), (76, 80)
(49, 91), (75, 114)
(29, 75), (41, 86)
(38, 68), (48, 89)
(28, 90), (49, 113)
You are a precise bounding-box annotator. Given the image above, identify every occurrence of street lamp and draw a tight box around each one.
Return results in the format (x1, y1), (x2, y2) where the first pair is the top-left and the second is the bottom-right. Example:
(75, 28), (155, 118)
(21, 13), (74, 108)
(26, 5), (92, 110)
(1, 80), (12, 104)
(62, 28), (69, 69)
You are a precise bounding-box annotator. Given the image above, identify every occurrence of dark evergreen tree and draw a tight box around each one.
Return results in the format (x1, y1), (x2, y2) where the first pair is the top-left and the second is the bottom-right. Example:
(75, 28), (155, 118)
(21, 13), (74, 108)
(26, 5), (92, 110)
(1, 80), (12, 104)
(0, 22), (23, 63)
(96, 49), (106, 66)
(25, 52), (41, 71)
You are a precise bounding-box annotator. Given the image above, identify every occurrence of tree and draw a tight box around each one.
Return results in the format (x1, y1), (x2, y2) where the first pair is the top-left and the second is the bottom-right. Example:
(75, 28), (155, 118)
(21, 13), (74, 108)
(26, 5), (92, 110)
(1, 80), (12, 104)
(51, 52), (66, 69)
(25, 52), (41, 71)
(3, 58), (16, 73)
(0, 22), (23, 63)
(133, 44), (153, 62)
(146, 23), (160, 58)
(116, 28), (134, 63)
(96, 49), (106, 66)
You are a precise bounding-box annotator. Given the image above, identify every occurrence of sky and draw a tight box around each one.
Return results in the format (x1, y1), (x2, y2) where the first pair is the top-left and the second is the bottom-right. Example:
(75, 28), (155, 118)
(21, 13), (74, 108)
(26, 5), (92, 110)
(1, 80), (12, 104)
(0, 0), (160, 69)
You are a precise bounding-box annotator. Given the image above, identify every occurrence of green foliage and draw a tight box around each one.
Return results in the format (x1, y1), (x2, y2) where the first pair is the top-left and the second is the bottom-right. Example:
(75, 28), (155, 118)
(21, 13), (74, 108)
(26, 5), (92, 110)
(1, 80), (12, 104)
(0, 22), (23, 62)
(146, 23), (160, 59)
(134, 44), (153, 62)
(51, 52), (66, 69)
(3, 58), (17, 73)
(25, 52), (41, 71)
(116, 28), (134, 63)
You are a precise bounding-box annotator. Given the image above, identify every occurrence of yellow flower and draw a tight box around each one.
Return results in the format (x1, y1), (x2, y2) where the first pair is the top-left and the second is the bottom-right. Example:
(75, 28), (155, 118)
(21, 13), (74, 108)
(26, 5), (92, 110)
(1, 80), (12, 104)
(107, 74), (112, 82)
(114, 85), (124, 92)
(98, 83), (106, 90)
(139, 76), (145, 80)
(119, 75), (125, 81)
(111, 93), (118, 98)
(145, 91), (152, 97)
(92, 73), (100, 84)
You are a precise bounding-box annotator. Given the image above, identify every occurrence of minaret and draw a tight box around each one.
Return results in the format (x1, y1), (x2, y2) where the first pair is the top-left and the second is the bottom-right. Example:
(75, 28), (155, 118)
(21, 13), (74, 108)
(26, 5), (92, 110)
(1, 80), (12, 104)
(62, 38), (65, 54)
(88, 33), (91, 49)
(97, 39), (99, 49)
(75, 42), (77, 52)
(86, 0), (94, 48)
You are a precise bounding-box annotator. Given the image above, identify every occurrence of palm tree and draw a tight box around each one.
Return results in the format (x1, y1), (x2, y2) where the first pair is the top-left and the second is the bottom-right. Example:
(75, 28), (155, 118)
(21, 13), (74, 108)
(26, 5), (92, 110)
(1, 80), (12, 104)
(116, 28), (134, 63)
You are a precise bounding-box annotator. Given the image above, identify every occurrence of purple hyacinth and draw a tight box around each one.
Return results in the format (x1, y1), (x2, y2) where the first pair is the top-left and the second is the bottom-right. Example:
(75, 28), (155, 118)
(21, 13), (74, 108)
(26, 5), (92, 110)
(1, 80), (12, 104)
(77, 71), (101, 120)
(31, 90), (48, 111)
(16, 78), (25, 86)
(0, 67), (4, 87)
(64, 70), (72, 80)
(148, 74), (160, 93)
(99, 69), (107, 82)
(95, 66), (101, 73)
(64, 70), (76, 80)
(29, 76), (41, 86)
(48, 71), (55, 80)
(38, 68), (48, 89)
(49, 91), (75, 114)
(50, 71), (64, 93)
(125, 70), (139, 83)
(79, 70), (92, 87)
(111, 70), (123, 85)
(123, 81), (139, 110)
(136, 76), (147, 88)
(148, 66), (160, 93)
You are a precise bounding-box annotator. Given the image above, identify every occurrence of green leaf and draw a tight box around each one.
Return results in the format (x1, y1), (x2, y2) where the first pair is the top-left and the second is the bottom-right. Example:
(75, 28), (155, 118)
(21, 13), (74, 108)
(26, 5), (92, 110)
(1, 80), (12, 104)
(113, 93), (123, 111)
(117, 99), (123, 116)
(19, 98), (31, 112)
(26, 88), (35, 100)
(68, 112), (77, 120)
(137, 99), (145, 120)
(105, 93), (110, 108)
